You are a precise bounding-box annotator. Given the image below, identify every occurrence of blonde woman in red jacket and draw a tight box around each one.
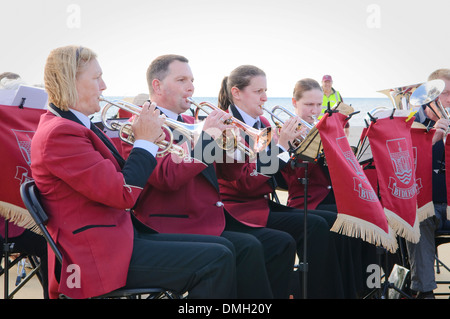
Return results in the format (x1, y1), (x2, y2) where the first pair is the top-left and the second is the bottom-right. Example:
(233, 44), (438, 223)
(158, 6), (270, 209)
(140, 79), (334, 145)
(30, 46), (237, 299)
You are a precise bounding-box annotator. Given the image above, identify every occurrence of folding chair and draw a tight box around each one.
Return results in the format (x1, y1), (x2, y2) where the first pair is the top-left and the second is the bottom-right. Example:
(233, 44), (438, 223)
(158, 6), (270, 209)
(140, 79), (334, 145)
(20, 180), (180, 299)
(434, 228), (450, 297)
(1, 221), (43, 299)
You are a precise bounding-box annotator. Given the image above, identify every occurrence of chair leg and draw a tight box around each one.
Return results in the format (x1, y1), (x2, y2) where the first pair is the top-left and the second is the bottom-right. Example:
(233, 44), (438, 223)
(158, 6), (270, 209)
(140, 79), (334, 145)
(436, 253), (441, 274)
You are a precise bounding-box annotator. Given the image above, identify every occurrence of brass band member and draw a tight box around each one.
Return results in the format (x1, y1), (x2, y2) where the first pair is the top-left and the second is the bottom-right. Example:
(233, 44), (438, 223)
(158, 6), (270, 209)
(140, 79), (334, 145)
(31, 46), (238, 299)
(406, 69), (450, 299)
(217, 65), (345, 298)
(129, 54), (296, 298)
(281, 78), (375, 298)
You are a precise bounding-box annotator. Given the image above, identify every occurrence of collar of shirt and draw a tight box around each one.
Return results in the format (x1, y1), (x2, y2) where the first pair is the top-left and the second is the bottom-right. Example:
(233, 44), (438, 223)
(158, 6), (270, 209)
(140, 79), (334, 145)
(68, 108), (158, 156)
(233, 105), (287, 153)
(69, 108), (91, 128)
(156, 105), (179, 120)
(233, 104), (260, 127)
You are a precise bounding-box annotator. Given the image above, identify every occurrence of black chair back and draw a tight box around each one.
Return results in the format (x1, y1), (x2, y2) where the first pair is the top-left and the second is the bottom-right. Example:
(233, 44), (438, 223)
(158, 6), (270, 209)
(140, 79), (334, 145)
(20, 180), (62, 264)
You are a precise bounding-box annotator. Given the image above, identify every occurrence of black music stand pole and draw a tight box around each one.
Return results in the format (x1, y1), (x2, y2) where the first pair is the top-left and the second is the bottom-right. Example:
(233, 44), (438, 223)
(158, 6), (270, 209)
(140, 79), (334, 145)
(294, 160), (309, 299)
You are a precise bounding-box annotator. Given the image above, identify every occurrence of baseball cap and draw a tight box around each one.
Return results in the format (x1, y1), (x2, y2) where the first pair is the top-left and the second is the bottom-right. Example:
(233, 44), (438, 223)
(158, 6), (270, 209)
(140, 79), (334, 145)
(322, 75), (332, 81)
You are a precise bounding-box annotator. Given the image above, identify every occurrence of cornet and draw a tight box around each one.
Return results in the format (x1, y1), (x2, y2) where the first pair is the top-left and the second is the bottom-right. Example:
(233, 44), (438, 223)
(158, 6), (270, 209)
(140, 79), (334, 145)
(100, 97), (191, 157)
(262, 105), (317, 147)
(187, 98), (272, 157)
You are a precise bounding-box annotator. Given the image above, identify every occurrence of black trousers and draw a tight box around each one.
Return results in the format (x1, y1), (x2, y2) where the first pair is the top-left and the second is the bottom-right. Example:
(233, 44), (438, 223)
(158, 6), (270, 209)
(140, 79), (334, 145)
(316, 202), (378, 298)
(127, 214), (282, 299)
(126, 230), (237, 299)
(224, 213), (297, 299)
(266, 201), (346, 298)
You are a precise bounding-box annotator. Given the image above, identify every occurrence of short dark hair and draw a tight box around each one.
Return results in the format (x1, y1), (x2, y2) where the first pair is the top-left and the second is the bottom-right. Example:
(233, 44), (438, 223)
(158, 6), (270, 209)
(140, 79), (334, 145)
(146, 54), (189, 96)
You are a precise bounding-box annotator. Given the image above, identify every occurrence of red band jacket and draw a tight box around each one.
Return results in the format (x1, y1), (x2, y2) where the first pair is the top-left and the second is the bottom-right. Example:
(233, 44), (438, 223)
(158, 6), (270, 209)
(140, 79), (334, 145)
(30, 105), (156, 299)
(129, 114), (244, 236)
(218, 106), (288, 227)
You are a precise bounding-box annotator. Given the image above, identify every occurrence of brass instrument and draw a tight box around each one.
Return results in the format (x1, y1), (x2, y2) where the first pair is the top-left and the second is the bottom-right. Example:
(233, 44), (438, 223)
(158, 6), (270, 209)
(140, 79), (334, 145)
(410, 79), (448, 141)
(378, 82), (423, 110)
(410, 79), (447, 118)
(187, 98), (272, 157)
(100, 97), (188, 157)
(262, 105), (317, 147)
(356, 79), (445, 164)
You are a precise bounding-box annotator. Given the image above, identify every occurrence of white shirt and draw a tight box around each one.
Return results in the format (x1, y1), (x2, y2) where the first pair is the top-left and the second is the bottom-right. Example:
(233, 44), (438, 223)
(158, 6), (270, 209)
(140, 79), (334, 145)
(69, 108), (158, 157)
(156, 105), (179, 121)
(232, 105), (287, 153)
(233, 104), (260, 129)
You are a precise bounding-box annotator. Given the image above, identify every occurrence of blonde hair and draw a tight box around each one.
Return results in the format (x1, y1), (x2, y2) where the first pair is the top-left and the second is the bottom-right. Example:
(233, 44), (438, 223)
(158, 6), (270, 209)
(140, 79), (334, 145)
(44, 45), (97, 111)
(428, 68), (450, 81)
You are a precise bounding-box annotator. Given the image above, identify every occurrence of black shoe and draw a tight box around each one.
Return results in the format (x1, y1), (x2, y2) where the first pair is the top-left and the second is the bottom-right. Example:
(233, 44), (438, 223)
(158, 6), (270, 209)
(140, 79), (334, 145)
(416, 291), (435, 299)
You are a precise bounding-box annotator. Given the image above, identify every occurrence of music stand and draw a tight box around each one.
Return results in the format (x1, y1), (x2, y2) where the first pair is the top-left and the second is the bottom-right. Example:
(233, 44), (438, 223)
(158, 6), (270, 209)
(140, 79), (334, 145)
(11, 85), (48, 109)
(289, 102), (358, 298)
(288, 118), (324, 299)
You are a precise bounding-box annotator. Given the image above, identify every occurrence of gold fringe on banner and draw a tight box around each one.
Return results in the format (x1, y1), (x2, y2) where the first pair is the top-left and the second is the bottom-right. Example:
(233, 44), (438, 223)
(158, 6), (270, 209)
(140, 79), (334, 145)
(0, 201), (41, 235)
(384, 207), (420, 244)
(417, 201), (435, 223)
(331, 213), (398, 253)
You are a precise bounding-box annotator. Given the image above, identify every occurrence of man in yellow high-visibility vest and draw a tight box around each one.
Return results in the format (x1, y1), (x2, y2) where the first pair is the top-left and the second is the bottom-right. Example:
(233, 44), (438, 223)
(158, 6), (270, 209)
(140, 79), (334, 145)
(320, 75), (343, 118)
(321, 75), (349, 135)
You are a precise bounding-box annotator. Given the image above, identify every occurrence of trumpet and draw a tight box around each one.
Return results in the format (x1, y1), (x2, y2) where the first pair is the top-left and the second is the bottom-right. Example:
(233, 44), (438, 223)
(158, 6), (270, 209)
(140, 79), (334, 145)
(262, 105), (317, 147)
(100, 97), (189, 157)
(187, 98), (272, 157)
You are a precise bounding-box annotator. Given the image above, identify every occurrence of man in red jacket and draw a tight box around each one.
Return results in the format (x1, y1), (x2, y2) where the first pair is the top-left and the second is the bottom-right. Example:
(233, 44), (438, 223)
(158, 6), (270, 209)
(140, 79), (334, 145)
(130, 54), (296, 298)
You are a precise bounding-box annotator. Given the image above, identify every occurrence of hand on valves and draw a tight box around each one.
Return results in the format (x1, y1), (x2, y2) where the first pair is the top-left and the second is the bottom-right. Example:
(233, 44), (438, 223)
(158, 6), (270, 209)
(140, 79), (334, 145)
(277, 116), (306, 150)
(132, 101), (166, 144)
(202, 109), (234, 140)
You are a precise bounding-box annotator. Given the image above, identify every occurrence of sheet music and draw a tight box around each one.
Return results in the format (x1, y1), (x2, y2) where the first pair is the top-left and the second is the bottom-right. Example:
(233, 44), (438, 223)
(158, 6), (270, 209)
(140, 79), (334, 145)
(0, 89), (16, 106)
(0, 85), (48, 109)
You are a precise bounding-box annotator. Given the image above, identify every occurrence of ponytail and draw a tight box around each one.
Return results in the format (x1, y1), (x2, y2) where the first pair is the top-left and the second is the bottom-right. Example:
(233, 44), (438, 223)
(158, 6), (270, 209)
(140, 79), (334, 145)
(218, 76), (232, 111)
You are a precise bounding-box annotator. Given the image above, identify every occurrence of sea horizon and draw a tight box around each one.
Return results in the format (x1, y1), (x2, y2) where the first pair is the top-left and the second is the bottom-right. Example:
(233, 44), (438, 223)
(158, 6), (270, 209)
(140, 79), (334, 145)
(97, 96), (394, 128)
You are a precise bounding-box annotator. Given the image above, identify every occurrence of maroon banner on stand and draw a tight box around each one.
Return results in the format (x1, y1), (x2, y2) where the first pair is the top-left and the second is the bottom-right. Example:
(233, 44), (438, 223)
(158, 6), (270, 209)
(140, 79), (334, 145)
(0, 104), (45, 233)
(367, 116), (420, 243)
(316, 112), (397, 252)
(410, 125), (435, 222)
(445, 137), (450, 220)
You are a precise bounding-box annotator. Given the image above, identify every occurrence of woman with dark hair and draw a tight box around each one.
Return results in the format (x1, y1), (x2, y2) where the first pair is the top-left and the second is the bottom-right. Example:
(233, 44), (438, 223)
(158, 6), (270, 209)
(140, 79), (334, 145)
(217, 65), (346, 298)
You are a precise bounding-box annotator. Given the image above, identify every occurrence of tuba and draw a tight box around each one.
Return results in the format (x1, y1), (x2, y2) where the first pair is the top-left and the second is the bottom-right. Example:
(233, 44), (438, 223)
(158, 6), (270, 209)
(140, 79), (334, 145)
(100, 97), (190, 157)
(378, 82), (424, 111)
(188, 98), (272, 157)
(410, 79), (447, 118)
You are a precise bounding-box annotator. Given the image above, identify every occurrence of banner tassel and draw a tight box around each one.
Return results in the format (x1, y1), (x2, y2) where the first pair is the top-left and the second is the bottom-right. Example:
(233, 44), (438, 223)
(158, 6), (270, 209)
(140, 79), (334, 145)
(331, 213), (398, 253)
